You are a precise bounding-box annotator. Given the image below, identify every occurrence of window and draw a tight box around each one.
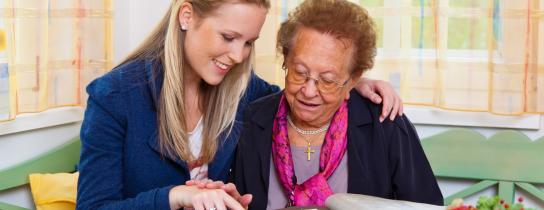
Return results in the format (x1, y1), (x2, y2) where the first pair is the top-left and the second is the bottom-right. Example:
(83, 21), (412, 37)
(253, 0), (543, 129)
(0, 1), (112, 123)
(0, 1), (112, 134)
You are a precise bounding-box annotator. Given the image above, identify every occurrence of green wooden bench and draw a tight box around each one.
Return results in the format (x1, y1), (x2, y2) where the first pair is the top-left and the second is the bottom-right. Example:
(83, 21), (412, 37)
(421, 129), (544, 206)
(0, 137), (81, 210)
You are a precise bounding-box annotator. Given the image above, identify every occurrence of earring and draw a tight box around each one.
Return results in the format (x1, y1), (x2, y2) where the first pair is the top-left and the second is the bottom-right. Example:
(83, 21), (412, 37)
(181, 24), (187, 31)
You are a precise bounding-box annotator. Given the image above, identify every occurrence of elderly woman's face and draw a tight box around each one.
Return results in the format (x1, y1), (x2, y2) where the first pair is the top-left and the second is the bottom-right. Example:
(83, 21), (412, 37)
(284, 27), (356, 127)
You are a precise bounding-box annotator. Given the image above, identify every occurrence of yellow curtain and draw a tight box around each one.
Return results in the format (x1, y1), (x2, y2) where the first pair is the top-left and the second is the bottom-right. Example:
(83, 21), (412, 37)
(254, 0), (544, 115)
(0, 0), (113, 122)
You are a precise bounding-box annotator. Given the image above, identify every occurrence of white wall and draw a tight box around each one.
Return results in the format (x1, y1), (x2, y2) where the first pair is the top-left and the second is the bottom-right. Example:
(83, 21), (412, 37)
(113, 0), (170, 64)
(1, 0), (543, 208)
(0, 123), (82, 209)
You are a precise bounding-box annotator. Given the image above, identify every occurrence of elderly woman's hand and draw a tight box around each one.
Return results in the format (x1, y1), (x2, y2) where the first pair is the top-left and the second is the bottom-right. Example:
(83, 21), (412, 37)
(185, 180), (252, 209)
(169, 183), (246, 210)
(355, 78), (403, 122)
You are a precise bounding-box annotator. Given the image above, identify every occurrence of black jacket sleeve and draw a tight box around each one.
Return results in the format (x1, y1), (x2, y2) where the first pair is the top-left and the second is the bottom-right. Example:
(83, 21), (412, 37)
(386, 115), (444, 205)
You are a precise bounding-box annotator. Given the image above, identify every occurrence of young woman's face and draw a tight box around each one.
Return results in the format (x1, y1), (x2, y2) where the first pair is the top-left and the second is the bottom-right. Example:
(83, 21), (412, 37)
(181, 2), (267, 85)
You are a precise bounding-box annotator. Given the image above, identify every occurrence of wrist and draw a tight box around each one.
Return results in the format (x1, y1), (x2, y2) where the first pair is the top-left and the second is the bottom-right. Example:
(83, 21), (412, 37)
(169, 185), (189, 210)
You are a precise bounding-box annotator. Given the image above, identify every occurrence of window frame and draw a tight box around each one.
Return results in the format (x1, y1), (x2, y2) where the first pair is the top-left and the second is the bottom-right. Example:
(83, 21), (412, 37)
(0, 107), (84, 136)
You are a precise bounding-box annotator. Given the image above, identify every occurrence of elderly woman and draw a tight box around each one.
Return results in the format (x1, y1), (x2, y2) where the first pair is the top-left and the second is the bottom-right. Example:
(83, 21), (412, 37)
(231, 0), (443, 209)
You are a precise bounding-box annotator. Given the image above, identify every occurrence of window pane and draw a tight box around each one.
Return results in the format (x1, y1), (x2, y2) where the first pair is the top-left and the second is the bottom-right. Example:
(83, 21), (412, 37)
(1, 22), (9, 120)
(412, 0), (430, 7)
(448, 18), (488, 49)
(374, 18), (384, 48)
(412, 17), (436, 49)
(449, 0), (489, 8)
(0, 63), (8, 121)
(360, 0), (384, 7)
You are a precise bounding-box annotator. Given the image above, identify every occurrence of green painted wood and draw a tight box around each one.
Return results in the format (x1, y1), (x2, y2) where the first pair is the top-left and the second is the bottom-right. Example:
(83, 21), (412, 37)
(422, 128), (544, 204)
(421, 129), (544, 184)
(498, 181), (515, 204)
(0, 201), (29, 210)
(516, 182), (544, 202)
(443, 180), (497, 205)
(0, 137), (80, 191)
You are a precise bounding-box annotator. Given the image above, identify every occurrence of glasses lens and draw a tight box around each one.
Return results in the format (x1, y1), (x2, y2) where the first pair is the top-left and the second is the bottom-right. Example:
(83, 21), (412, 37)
(287, 68), (348, 93)
(317, 79), (338, 93)
(287, 69), (307, 84)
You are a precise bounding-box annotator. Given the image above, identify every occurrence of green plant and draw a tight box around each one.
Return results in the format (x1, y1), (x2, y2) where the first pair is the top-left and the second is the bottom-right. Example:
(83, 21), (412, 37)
(448, 196), (538, 210)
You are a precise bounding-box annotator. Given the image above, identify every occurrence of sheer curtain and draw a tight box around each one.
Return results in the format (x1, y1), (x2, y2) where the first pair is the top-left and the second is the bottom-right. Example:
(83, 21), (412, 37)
(0, 0), (112, 121)
(254, 0), (544, 115)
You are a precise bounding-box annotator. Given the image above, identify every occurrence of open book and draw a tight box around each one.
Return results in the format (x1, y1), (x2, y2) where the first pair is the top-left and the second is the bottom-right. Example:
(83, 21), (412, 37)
(325, 193), (445, 210)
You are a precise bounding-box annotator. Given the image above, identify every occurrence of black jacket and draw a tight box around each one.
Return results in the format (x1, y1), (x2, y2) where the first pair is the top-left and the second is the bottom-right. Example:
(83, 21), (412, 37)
(231, 91), (443, 209)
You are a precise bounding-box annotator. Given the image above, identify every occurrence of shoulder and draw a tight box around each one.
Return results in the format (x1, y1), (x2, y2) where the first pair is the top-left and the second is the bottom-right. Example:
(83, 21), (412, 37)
(86, 59), (156, 98)
(242, 72), (280, 102)
(347, 90), (414, 136)
(245, 91), (282, 117)
(239, 92), (282, 142)
(247, 71), (279, 91)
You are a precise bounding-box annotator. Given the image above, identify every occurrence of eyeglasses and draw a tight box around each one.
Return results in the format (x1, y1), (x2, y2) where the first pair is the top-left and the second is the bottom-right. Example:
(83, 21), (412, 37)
(286, 68), (350, 94)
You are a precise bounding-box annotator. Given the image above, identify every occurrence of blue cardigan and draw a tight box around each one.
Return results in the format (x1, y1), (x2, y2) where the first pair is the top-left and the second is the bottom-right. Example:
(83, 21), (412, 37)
(76, 60), (279, 209)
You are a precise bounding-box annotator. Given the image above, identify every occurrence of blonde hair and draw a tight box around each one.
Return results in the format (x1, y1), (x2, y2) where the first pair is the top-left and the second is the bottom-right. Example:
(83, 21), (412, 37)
(118, 0), (270, 163)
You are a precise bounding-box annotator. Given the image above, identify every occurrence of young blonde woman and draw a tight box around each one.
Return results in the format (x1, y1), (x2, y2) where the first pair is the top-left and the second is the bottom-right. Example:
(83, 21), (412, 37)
(76, 0), (403, 210)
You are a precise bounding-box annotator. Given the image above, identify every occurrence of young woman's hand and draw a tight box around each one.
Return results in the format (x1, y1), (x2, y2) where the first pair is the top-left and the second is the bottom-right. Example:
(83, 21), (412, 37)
(355, 78), (403, 122)
(169, 184), (246, 210)
(185, 180), (252, 209)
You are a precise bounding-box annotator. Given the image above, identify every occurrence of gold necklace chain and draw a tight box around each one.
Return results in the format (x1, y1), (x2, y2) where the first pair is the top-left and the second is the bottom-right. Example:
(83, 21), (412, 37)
(286, 115), (329, 161)
(286, 115), (330, 135)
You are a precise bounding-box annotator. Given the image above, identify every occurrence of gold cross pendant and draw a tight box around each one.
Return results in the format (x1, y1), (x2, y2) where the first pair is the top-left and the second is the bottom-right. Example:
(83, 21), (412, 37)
(305, 142), (315, 161)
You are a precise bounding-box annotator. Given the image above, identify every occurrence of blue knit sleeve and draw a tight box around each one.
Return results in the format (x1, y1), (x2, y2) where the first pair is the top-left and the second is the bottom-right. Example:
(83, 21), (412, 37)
(76, 71), (173, 210)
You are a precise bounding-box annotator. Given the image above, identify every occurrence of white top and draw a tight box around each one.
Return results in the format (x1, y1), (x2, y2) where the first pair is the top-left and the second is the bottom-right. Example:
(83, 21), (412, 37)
(188, 117), (208, 181)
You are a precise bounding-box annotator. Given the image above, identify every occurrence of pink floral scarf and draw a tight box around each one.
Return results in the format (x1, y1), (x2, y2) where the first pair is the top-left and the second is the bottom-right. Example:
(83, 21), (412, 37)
(272, 94), (348, 207)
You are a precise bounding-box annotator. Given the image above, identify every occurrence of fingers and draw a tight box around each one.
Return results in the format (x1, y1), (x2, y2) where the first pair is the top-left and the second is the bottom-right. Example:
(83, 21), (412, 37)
(222, 183), (241, 197)
(357, 81), (383, 104)
(187, 179), (218, 189)
(202, 198), (216, 210)
(186, 179), (213, 188)
(221, 183), (253, 208)
(181, 182), (247, 210)
(185, 180), (196, 186)
(358, 79), (390, 122)
(212, 195), (228, 210)
(204, 181), (226, 189)
(379, 110), (387, 123)
(220, 190), (245, 210)
(389, 97), (400, 121)
(370, 93), (383, 104)
(191, 189), (237, 210)
(239, 194), (253, 208)
(191, 196), (205, 210)
(398, 98), (404, 116)
(372, 80), (403, 123)
(192, 192), (225, 210)
(380, 94), (392, 123)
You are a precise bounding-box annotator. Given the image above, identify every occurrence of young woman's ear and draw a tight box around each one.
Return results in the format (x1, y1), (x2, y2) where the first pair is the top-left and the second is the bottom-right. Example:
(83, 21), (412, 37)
(178, 2), (193, 30)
